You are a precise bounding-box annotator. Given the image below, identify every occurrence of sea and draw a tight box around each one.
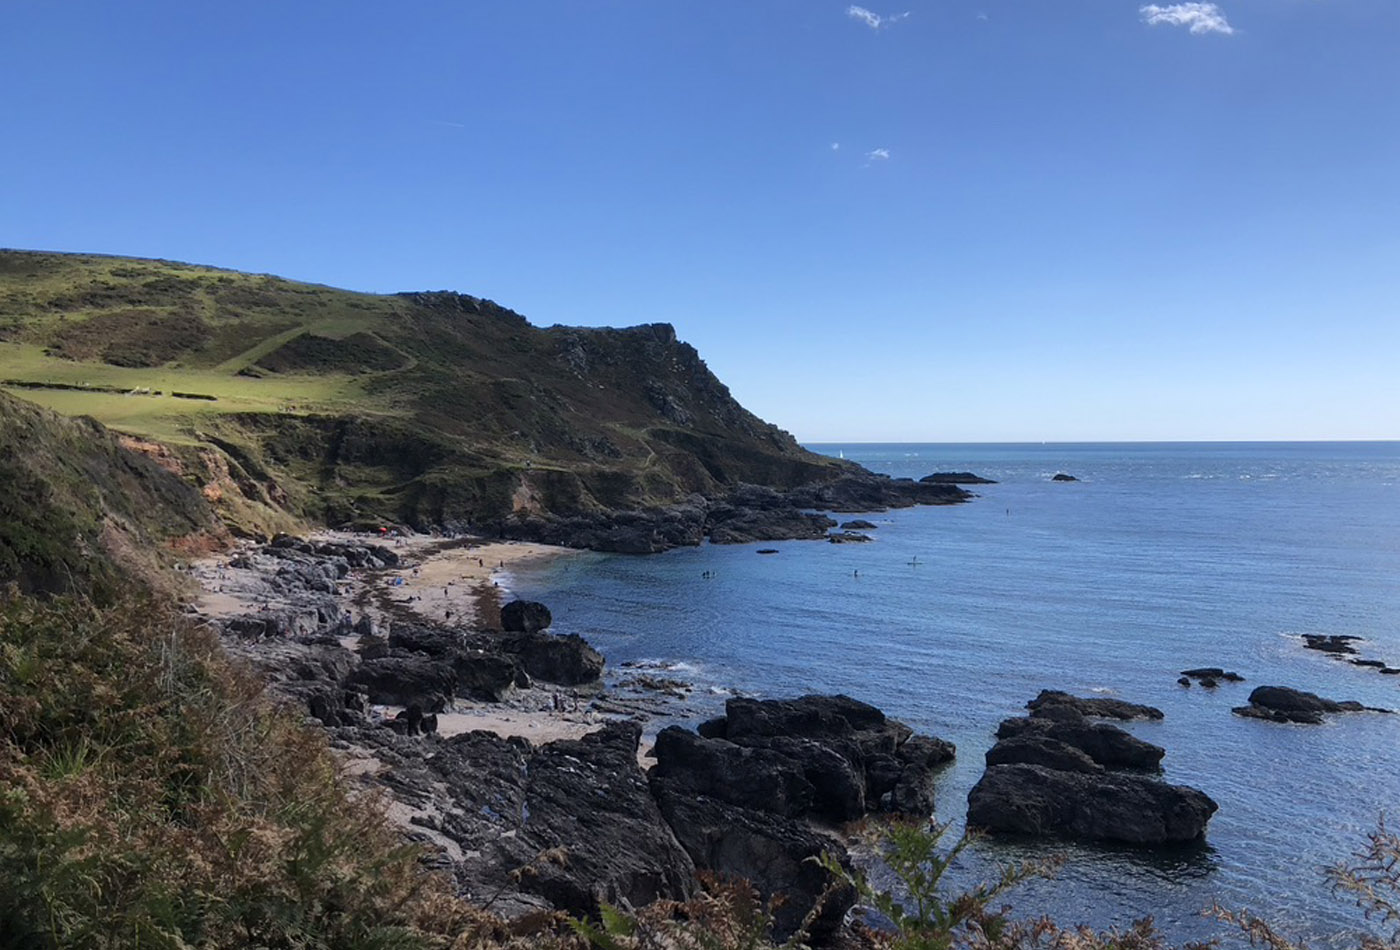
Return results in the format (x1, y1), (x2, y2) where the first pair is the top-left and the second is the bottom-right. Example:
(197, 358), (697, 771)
(508, 442), (1400, 946)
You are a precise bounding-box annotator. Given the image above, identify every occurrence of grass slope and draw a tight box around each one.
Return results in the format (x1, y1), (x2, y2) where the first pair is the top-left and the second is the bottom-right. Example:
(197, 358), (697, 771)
(0, 250), (847, 532)
(0, 391), (223, 599)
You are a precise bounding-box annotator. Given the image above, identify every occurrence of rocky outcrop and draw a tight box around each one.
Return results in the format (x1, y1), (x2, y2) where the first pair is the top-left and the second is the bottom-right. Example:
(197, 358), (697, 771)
(349, 655), (457, 711)
(1051, 473), (1079, 482)
(969, 693), (1213, 846)
(966, 764), (1217, 845)
(1232, 685), (1387, 724)
(840, 519), (878, 530)
(1180, 667), (1245, 683)
(500, 599), (552, 633)
(500, 632), (604, 686)
(649, 695), (954, 942)
(1027, 689), (1163, 721)
(827, 531), (872, 544)
(1301, 634), (1362, 655)
(920, 472), (996, 485)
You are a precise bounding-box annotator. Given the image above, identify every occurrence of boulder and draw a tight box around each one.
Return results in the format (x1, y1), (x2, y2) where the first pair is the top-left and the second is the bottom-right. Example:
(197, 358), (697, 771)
(1232, 685), (1381, 724)
(967, 764), (1217, 845)
(500, 599), (552, 633)
(1301, 634), (1362, 655)
(650, 727), (818, 818)
(1051, 473), (1079, 482)
(996, 717), (1164, 771)
(985, 735), (1103, 774)
(827, 531), (873, 543)
(1027, 690), (1164, 721)
(840, 519), (879, 530)
(349, 655), (455, 711)
(501, 632), (604, 685)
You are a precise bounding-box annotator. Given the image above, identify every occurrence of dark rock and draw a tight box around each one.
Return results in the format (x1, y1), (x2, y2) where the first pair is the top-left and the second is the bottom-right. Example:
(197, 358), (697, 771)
(827, 531), (872, 543)
(985, 735), (1103, 774)
(1027, 690), (1164, 721)
(697, 716), (728, 739)
(1351, 659), (1387, 668)
(1051, 473), (1079, 482)
(967, 764), (1216, 845)
(756, 548), (779, 554)
(387, 624), (522, 701)
(431, 722), (695, 920)
(650, 780), (854, 943)
(840, 519), (878, 530)
(349, 655), (455, 712)
(1232, 685), (1384, 724)
(1177, 677), (1191, 687)
(889, 734), (956, 815)
(650, 727), (817, 818)
(996, 717), (1164, 771)
(1301, 634), (1362, 655)
(1200, 677), (1218, 688)
(1382, 667), (1400, 675)
(1180, 668), (1245, 682)
(709, 508), (837, 544)
(920, 472), (996, 485)
(500, 632), (604, 685)
(500, 599), (552, 633)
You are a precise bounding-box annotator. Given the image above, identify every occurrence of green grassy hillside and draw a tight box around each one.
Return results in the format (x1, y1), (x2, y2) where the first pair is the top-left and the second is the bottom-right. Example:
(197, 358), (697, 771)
(0, 391), (223, 600)
(0, 250), (847, 533)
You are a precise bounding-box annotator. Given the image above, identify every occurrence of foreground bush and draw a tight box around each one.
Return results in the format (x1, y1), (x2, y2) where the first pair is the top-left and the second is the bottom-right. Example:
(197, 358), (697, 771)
(0, 596), (518, 950)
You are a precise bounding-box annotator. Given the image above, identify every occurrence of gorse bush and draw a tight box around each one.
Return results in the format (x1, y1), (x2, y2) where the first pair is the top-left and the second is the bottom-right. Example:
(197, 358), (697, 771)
(0, 596), (512, 950)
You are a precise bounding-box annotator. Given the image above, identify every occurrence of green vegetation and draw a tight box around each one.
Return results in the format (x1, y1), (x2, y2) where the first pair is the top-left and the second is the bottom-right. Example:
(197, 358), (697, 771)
(0, 391), (220, 599)
(0, 596), (526, 950)
(0, 249), (847, 532)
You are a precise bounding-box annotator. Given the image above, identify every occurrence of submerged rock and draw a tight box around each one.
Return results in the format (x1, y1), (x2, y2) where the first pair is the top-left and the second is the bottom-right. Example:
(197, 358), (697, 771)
(1180, 667), (1245, 682)
(1232, 685), (1386, 724)
(920, 472), (997, 485)
(1051, 473), (1079, 482)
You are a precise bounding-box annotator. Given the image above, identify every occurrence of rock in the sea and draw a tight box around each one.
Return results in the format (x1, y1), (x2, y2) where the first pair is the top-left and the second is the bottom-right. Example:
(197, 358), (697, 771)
(756, 548), (779, 554)
(1177, 676), (1191, 687)
(919, 472), (997, 485)
(1180, 667), (1245, 683)
(1051, 473), (1079, 482)
(996, 717), (1164, 771)
(966, 764), (1217, 845)
(840, 519), (878, 530)
(985, 735), (1103, 774)
(827, 531), (872, 544)
(1027, 689), (1164, 721)
(500, 599), (552, 633)
(501, 631), (604, 685)
(1301, 634), (1362, 655)
(1232, 685), (1384, 724)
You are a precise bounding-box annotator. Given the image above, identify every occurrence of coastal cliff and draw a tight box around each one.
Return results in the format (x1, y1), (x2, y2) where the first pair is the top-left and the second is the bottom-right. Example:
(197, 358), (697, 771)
(0, 250), (966, 547)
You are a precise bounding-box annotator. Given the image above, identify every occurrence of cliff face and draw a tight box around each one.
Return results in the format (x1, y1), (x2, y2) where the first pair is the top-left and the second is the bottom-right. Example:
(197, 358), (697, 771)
(0, 251), (858, 537)
(0, 391), (222, 599)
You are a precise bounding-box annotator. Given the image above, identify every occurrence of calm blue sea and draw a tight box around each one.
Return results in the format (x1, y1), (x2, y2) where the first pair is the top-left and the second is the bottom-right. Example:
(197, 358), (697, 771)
(510, 443), (1400, 946)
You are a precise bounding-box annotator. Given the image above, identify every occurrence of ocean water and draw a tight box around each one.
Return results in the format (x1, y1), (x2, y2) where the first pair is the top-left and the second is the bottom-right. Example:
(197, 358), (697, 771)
(510, 443), (1400, 946)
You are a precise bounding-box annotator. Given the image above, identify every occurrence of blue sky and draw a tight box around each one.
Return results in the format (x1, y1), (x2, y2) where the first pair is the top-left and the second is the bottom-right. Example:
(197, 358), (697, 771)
(4, 1), (1397, 441)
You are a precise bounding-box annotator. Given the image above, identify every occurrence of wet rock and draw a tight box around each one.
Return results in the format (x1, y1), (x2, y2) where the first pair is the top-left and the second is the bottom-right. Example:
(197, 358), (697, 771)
(967, 764), (1217, 845)
(1301, 634), (1362, 655)
(1177, 677), (1191, 687)
(708, 508), (837, 544)
(840, 519), (879, 530)
(1051, 473), (1079, 482)
(500, 599), (552, 633)
(827, 531), (872, 543)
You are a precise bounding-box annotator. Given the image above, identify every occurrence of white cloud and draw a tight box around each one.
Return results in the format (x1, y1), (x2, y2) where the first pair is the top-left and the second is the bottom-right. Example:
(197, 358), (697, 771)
(847, 6), (910, 30)
(831, 142), (841, 151)
(1139, 3), (1235, 35)
(866, 148), (890, 161)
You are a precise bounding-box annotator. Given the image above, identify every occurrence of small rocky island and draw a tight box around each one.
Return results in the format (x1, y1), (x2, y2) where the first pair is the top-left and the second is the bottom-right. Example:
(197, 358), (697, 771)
(967, 690), (1217, 845)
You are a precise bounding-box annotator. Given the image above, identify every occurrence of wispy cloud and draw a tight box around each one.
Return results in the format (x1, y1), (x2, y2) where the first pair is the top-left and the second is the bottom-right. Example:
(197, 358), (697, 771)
(847, 6), (910, 30)
(1139, 3), (1235, 35)
(866, 148), (890, 161)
